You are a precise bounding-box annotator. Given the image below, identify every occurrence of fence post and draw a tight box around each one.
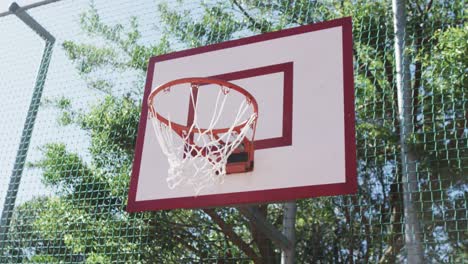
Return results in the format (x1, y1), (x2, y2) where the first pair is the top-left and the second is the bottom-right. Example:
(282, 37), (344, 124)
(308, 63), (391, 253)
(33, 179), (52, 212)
(0, 2), (55, 256)
(391, 0), (424, 262)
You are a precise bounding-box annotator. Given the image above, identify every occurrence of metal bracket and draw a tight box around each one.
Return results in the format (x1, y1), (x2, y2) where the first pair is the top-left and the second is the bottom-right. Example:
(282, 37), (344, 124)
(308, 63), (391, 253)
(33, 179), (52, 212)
(238, 206), (293, 250)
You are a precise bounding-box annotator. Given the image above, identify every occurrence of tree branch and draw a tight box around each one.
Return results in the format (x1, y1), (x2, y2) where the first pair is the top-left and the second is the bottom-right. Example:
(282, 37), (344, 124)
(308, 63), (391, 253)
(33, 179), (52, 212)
(379, 173), (404, 263)
(232, 0), (269, 32)
(426, 0), (433, 12)
(203, 209), (261, 263)
(172, 233), (199, 254)
(411, 6), (432, 131)
(243, 205), (277, 261)
(354, 47), (392, 120)
(343, 198), (355, 264)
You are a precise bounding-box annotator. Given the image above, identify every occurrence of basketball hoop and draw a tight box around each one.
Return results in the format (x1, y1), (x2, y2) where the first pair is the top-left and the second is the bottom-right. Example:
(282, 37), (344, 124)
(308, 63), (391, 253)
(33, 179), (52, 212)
(148, 78), (258, 194)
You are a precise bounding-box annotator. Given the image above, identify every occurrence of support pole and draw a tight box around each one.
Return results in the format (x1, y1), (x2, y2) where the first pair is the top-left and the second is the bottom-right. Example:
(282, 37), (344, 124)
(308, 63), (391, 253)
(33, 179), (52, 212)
(391, 0), (424, 262)
(0, 2), (55, 256)
(281, 202), (296, 264)
(0, 0), (62, 18)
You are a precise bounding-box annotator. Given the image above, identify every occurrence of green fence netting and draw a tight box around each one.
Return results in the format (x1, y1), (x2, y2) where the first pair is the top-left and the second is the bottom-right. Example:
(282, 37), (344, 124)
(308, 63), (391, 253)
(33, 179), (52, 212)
(0, 0), (465, 263)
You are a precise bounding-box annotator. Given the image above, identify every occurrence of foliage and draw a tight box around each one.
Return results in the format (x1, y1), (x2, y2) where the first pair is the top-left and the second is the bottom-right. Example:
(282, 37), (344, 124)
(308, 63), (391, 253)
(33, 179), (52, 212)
(5, 0), (466, 263)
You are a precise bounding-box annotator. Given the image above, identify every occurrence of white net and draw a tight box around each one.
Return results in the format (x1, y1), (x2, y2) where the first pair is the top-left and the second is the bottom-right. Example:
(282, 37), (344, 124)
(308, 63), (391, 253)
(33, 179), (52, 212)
(149, 81), (257, 194)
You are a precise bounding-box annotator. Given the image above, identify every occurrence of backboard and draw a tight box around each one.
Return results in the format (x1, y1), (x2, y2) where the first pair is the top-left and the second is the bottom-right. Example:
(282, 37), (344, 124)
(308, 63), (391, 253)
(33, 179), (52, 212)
(127, 17), (356, 212)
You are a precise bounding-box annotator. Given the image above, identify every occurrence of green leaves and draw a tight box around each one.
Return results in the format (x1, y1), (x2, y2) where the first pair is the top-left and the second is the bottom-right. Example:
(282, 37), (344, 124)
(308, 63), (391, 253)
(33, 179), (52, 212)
(24, 197), (147, 262)
(9, 0), (465, 262)
(415, 25), (468, 175)
(76, 4), (170, 72)
(63, 41), (121, 74)
(127, 38), (170, 71)
(428, 26), (467, 91)
(158, 1), (241, 47)
(79, 95), (140, 172)
(79, 3), (124, 43)
(31, 143), (93, 189)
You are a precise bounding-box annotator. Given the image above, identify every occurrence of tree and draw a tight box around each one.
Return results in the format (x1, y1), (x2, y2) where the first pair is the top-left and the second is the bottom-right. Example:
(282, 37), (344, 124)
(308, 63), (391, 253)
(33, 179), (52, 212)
(6, 0), (465, 262)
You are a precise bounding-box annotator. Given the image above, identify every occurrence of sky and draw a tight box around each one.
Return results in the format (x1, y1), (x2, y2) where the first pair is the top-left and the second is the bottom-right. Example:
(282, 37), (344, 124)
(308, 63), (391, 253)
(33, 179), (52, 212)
(0, 0), (86, 210)
(0, 0), (165, 209)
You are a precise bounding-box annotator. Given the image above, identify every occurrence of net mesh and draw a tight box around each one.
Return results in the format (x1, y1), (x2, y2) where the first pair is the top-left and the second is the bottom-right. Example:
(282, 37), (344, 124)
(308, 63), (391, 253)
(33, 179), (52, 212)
(0, 0), (465, 263)
(149, 81), (257, 194)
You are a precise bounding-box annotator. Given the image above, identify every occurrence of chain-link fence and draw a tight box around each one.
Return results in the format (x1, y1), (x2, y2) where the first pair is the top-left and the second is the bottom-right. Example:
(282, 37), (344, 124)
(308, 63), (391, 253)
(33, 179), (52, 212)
(0, 0), (466, 263)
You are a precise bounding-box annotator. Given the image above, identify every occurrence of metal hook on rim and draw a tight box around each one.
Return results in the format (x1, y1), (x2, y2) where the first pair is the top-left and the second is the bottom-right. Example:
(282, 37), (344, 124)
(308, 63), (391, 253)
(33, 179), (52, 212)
(191, 83), (199, 90)
(221, 85), (230, 95)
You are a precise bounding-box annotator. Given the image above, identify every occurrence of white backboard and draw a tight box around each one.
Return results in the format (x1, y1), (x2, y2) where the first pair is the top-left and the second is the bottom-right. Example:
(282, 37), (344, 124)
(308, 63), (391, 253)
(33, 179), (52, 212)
(128, 17), (356, 211)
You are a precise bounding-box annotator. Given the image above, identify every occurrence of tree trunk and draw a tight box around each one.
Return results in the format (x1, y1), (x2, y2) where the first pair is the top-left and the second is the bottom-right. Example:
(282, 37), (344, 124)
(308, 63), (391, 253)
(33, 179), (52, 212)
(249, 205), (277, 263)
(203, 209), (262, 263)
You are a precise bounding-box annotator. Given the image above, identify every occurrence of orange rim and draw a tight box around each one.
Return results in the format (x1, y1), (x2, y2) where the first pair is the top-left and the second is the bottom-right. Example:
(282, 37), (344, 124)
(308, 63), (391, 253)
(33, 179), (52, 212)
(148, 77), (258, 138)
